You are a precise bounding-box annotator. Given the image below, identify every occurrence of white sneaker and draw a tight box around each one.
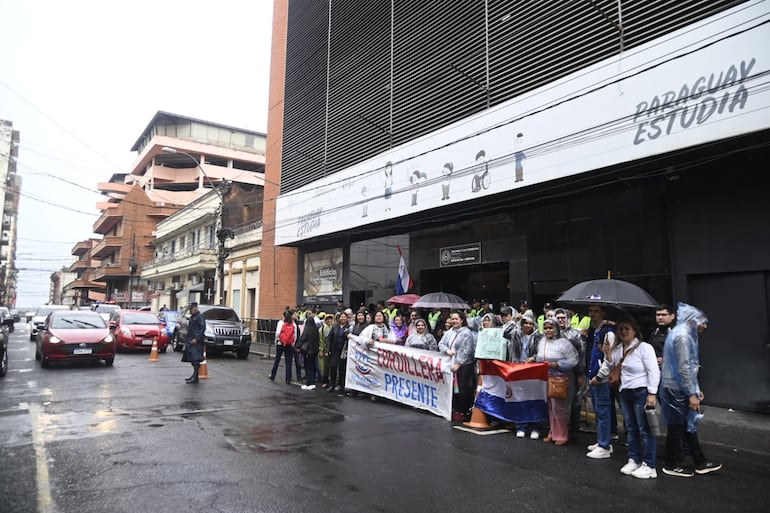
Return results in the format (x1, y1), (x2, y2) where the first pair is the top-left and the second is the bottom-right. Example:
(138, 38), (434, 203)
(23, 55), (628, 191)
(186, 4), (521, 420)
(631, 462), (657, 479)
(516, 430), (526, 438)
(587, 443), (613, 453)
(529, 430), (540, 440)
(586, 446), (612, 459)
(620, 459), (641, 475)
(301, 384), (316, 390)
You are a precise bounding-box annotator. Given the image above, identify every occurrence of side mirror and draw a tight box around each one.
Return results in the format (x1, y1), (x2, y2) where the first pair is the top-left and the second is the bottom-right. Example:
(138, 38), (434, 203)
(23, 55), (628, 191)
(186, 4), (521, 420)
(109, 321), (117, 330)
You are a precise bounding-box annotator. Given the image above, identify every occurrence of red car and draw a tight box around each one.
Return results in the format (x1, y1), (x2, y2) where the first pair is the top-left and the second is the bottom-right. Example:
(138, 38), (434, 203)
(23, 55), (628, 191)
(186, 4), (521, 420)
(36, 310), (116, 368)
(109, 310), (169, 353)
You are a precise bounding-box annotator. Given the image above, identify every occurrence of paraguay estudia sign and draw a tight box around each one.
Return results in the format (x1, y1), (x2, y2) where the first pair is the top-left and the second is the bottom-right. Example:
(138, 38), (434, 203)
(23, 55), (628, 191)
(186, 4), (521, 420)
(276, 1), (770, 245)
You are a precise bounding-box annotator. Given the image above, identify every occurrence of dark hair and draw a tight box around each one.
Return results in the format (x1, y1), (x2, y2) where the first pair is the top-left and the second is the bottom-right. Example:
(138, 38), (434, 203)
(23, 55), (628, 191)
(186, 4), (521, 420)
(656, 304), (674, 314)
(617, 317), (641, 334)
(450, 310), (468, 326)
(283, 309), (295, 322)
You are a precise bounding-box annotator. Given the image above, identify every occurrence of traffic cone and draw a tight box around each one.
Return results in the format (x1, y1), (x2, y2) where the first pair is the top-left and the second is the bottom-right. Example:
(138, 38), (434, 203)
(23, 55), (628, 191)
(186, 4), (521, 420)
(463, 376), (492, 429)
(198, 347), (209, 379)
(148, 337), (160, 362)
(463, 407), (493, 430)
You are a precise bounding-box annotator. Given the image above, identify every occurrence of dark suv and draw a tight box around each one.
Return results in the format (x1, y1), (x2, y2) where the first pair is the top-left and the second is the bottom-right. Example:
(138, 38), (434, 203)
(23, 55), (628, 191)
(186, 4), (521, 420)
(172, 305), (251, 359)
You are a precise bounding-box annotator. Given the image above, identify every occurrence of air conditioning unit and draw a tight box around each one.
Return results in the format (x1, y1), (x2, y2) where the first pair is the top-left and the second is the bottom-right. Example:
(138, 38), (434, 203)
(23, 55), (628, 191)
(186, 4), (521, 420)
(155, 282), (165, 291)
(172, 282), (181, 290)
(191, 275), (199, 285)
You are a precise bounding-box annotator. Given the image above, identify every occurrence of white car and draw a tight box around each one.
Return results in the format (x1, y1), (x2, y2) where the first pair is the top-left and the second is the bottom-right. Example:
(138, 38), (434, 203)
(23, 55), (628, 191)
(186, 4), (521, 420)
(91, 304), (122, 322)
(29, 305), (70, 341)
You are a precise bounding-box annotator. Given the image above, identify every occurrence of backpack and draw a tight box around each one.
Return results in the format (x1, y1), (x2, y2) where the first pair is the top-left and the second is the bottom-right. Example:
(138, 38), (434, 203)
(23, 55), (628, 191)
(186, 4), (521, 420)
(278, 322), (295, 346)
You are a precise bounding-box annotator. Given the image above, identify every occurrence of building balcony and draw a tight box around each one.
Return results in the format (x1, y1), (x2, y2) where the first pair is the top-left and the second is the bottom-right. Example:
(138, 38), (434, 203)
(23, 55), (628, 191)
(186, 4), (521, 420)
(140, 243), (217, 279)
(91, 260), (133, 281)
(71, 240), (92, 257)
(68, 259), (91, 272)
(91, 236), (122, 259)
(93, 205), (122, 234)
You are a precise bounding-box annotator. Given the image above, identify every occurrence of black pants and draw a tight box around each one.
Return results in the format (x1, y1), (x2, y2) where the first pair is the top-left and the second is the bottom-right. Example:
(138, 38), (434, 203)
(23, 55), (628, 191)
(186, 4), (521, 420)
(665, 422), (706, 468)
(453, 362), (477, 414)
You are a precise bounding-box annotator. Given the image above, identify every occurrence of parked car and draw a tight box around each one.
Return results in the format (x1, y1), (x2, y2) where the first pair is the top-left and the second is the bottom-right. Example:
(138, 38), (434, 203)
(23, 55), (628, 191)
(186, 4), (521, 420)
(30, 305), (70, 341)
(10, 309), (21, 322)
(0, 323), (8, 377)
(173, 305), (251, 359)
(159, 310), (179, 343)
(0, 307), (13, 333)
(109, 310), (169, 353)
(35, 310), (116, 368)
(91, 303), (122, 322)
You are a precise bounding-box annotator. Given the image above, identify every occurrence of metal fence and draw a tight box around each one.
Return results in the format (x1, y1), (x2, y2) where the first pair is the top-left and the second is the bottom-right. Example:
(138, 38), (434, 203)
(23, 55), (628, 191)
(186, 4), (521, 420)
(243, 317), (278, 357)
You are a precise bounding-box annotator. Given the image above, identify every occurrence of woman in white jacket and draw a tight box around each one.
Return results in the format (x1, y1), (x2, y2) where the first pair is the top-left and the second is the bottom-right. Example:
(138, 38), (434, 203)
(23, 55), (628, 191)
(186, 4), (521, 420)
(597, 317), (660, 479)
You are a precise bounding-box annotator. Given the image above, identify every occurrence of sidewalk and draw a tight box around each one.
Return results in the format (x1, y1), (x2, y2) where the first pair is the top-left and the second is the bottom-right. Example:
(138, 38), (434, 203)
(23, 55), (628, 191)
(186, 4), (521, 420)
(249, 345), (768, 454)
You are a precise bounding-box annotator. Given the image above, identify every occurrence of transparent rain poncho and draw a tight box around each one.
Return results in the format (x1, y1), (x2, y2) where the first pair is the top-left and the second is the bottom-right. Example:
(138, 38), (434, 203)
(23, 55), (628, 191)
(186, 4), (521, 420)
(660, 302), (708, 427)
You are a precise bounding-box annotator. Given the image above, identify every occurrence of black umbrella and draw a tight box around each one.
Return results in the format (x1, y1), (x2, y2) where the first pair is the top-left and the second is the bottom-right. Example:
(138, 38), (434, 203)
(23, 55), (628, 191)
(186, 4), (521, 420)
(555, 279), (658, 315)
(412, 292), (470, 310)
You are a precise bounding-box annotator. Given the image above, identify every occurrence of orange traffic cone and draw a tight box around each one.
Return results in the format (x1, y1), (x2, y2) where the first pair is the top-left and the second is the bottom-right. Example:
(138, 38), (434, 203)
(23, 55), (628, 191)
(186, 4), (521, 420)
(198, 347), (209, 379)
(463, 376), (492, 429)
(148, 337), (160, 362)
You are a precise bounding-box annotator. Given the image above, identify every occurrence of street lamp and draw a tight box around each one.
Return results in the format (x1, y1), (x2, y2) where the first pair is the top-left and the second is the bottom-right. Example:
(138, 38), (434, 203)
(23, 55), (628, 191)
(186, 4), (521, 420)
(161, 147), (232, 305)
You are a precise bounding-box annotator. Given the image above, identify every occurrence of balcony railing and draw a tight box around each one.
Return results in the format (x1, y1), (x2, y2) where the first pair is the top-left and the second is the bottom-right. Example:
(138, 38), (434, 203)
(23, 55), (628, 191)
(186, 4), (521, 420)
(142, 241), (216, 271)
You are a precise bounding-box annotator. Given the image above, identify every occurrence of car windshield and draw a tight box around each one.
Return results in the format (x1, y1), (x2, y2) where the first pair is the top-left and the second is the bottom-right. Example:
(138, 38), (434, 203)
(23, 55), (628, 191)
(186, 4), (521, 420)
(37, 306), (68, 317)
(94, 305), (120, 313)
(51, 314), (106, 329)
(162, 312), (178, 322)
(202, 308), (240, 322)
(123, 313), (161, 325)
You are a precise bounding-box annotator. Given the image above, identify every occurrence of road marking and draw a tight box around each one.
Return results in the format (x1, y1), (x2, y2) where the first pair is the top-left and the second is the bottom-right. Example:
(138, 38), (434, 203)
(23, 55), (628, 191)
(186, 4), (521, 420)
(28, 403), (54, 513)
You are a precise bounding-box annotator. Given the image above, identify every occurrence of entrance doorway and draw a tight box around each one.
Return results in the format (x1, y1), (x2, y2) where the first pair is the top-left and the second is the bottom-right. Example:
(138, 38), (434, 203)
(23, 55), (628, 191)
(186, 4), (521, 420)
(419, 262), (509, 309)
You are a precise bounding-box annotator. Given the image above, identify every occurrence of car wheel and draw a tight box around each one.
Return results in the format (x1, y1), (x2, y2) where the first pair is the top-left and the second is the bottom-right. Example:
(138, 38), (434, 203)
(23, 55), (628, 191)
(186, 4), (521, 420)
(30, 333), (36, 342)
(160, 346), (167, 354)
(35, 348), (41, 360)
(236, 345), (250, 360)
(40, 357), (50, 369)
(0, 349), (7, 377)
(104, 357), (114, 366)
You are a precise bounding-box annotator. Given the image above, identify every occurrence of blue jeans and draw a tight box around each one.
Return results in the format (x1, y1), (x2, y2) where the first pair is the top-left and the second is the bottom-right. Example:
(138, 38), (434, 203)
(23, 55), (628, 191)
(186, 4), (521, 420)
(620, 387), (656, 468)
(591, 381), (612, 449)
(270, 344), (293, 382)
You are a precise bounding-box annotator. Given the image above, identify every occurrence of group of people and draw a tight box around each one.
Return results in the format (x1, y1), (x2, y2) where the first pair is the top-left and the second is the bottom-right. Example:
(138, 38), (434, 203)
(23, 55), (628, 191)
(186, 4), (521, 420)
(266, 298), (721, 480)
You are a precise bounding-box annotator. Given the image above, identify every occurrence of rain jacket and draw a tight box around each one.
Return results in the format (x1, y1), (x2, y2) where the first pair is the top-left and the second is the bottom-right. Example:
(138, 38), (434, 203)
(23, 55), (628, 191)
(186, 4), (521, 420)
(660, 302), (708, 427)
(534, 321), (579, 374)
(502, 314), (542, 362)
(662, 302), (706, 396)
(439, 326), (476, 366)
(184, 310), (206, 364)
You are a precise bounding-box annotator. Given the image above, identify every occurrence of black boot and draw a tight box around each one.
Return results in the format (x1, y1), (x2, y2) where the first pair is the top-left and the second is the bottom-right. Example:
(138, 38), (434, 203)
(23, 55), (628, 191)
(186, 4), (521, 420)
(186, 364), (199, 384)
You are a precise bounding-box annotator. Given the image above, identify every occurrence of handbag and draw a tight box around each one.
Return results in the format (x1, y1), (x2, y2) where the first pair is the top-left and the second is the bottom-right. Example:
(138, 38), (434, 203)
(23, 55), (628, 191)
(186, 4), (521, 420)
(548, 374), (569, 399)
(608, 340), (641, 389)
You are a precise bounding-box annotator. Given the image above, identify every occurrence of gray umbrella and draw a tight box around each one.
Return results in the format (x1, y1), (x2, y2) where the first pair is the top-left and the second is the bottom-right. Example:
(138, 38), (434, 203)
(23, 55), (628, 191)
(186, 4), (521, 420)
(412, 292), (470, 310)
(555, 279), (658, 311)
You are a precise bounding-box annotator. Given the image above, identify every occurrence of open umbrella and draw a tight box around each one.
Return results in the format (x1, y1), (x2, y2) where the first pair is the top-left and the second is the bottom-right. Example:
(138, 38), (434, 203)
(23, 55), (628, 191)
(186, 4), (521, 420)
(412, 292), (470, 310)
(555, 279), (658, 317)
(386, 293), (421, 306)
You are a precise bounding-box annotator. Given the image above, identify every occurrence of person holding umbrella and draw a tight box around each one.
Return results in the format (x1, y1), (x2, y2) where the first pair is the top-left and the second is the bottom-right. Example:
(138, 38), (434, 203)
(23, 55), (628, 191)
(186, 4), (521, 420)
(439, 311), (477, 422)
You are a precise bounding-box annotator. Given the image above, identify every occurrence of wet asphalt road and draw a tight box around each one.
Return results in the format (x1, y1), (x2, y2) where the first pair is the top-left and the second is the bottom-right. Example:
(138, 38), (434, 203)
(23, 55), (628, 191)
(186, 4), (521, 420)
(1, 324), (768, 513)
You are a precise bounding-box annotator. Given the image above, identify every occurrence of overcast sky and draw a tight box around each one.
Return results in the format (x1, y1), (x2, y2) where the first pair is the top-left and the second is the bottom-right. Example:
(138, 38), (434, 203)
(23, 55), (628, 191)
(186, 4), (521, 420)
(0, 0), (273, 308)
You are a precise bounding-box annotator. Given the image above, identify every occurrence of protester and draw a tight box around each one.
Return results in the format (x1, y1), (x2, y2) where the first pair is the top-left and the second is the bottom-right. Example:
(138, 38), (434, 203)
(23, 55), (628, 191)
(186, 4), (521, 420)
(502, 308), (543, 438)
(299, 310), (320, 390)
(585, 305), (620, 441)
(326, 312), (350, 393)
(390, 313), (408, 345)
(648, 304), (676, 366)
(270, 309), (299, 384)
(596, 317), (660, 478)
(660, 303), (722, 477)
(531, 317), (578, 446)
(318, 313), (334, 388)
(439, 310), (477, 422)
(405, 318), (438, 351)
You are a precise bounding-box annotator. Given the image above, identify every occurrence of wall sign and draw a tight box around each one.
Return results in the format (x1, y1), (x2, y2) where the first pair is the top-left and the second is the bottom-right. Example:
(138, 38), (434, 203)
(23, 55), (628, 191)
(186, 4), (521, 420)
(440, 243), (481, 267)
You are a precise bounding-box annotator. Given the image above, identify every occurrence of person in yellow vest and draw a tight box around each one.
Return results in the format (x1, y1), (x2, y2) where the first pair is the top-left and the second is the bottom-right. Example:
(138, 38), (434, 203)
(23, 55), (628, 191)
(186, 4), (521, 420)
(428, 308), (442, 331)
(383, 302), (400, 324)
(570, 309), (591, 335)
(537, 302), (555, 333)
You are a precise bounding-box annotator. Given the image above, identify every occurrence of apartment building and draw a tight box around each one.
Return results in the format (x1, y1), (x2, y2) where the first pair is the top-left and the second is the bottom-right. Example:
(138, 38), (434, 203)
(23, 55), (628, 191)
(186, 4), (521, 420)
(0, 120), (21, 307)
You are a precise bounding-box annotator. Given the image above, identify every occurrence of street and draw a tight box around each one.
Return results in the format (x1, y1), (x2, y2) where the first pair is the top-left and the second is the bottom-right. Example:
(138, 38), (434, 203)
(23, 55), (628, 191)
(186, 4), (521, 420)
(1, 323), (768, 513)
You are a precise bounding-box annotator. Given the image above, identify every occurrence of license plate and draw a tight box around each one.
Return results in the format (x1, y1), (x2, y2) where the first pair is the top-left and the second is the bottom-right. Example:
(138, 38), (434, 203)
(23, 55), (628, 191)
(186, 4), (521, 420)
(223, 340), (234, 346)
(142, 339), (154, 346)
(73, 348), (92, 355)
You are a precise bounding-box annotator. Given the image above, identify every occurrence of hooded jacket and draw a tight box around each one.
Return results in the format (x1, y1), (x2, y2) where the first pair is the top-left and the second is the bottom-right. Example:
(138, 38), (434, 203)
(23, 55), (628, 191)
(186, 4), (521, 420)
(661, 302), (707, 396)
(503, 313), (542, 362)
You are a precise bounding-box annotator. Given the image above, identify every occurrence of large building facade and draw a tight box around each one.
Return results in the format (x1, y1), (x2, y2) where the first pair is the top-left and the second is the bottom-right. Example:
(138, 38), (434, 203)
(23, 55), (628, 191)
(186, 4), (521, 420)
(262, 1), (770, 412)
(0, 120), (21, 307)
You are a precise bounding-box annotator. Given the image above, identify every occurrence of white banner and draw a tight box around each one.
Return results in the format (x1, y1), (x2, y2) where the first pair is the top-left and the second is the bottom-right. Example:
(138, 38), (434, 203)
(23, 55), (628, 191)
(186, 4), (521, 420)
(276, 1), (770, 245)
(345, 339), (454, 421)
